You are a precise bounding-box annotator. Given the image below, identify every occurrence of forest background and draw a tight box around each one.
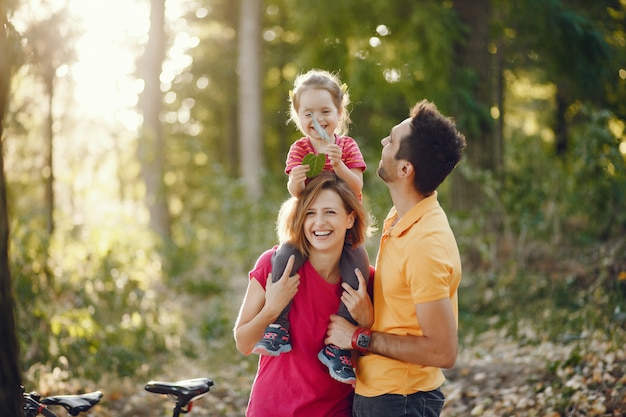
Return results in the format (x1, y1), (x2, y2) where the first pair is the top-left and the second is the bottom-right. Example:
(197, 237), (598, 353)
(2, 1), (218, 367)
(1, 0), (626, 416)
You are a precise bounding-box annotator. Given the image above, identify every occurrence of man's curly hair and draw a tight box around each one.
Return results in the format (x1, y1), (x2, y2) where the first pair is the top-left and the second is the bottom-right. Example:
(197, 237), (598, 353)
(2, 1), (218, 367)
(395, 100), (467, 195)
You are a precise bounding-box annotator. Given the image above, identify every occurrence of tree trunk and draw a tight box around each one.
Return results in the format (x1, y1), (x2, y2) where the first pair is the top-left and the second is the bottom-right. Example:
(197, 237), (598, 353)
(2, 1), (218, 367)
(450, 0), (498, 209)
(0, 10), (24, 415)
(44, 75), (54, 236)
(238, 0), (264, 200)
(138, 0), (171, 241)
(450, 0), (507, 267)
(554, 85), (569, 157)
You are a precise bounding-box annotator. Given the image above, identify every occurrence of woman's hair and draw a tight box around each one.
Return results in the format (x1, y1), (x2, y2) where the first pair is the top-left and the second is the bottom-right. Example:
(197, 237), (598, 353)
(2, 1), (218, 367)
(276, 173), (367, 257)
(288, 69), (351, 136)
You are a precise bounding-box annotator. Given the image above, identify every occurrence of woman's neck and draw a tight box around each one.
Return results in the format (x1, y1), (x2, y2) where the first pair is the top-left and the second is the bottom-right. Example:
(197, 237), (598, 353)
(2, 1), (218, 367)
(308, 251), (341, 284)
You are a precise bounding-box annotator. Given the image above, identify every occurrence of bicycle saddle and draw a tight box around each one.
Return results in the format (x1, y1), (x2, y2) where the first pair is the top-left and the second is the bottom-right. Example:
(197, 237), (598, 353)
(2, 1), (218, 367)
(40, 391), (103, 416)
(145, 378), (213, 406)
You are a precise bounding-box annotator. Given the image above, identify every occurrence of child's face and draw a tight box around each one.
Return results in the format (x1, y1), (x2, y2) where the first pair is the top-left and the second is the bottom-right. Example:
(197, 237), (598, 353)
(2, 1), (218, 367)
(296, 88), (340, 140)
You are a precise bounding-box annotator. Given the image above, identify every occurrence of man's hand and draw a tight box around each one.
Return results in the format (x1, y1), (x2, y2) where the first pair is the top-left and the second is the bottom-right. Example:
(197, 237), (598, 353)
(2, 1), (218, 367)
(325, 314), (357, 350)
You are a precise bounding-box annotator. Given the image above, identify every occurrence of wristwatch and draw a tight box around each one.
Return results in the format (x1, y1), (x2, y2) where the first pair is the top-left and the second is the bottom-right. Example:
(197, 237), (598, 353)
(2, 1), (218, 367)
(351, 327), (372, 352)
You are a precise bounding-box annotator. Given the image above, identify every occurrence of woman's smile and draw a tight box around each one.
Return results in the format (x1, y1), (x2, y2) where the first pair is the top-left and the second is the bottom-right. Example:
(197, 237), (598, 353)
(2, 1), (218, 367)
(313, 230), (332, 237)
(304, 189), (354, 250)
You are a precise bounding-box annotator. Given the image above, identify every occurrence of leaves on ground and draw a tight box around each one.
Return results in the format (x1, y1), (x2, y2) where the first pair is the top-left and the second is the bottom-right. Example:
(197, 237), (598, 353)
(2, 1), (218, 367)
(442, 330), (626, 417)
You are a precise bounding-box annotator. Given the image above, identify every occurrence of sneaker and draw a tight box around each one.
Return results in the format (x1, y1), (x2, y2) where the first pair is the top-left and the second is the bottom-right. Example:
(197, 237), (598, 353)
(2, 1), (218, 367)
(317, 344), (356, 384)
(252, 324), (292, 356)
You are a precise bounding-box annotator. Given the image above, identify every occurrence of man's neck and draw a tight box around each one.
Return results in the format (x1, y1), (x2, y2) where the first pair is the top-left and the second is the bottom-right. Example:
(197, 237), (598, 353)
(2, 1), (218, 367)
(388, 183), (425, 219)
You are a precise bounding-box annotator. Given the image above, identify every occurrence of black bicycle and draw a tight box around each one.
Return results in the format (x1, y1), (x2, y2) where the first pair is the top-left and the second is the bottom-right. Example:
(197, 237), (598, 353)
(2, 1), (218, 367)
(145, 377), (214, 417)
(22, 377), (213, 417)
(22, 387), (102, 417)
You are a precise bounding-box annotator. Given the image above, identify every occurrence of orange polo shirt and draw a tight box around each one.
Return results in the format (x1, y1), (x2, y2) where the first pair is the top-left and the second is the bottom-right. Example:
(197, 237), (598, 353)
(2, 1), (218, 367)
(355, 192), (462, 397)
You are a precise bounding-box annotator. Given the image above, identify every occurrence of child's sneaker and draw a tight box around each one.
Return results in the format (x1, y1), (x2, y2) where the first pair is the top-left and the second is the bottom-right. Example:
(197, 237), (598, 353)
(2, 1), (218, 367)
(252, 324), (292, 356)
(317, 344), (356, 384)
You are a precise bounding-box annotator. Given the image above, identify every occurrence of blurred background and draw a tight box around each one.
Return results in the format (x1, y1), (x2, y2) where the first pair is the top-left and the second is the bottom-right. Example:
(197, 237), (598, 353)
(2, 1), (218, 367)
(1, 0), (625, 415)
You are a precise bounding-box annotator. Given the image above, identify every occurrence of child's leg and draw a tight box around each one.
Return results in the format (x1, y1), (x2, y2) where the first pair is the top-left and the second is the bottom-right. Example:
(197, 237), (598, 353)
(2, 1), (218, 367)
(270, 243), (306, 329)
(319, 244), (367, 384)
(317, 243), (370, 384)
(337, 245), (370, 325)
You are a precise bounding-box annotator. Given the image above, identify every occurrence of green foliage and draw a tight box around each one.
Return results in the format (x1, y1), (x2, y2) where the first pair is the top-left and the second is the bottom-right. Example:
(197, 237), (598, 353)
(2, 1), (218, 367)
(12, 213), (181, 381)
(453, 104), (626, 345)
(565, 109), (626, 240)
(5, 0), (626, 399)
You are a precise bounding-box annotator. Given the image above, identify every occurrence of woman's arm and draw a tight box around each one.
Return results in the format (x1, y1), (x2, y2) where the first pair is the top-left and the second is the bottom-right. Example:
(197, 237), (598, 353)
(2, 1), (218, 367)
(234, 257), (300, 355)
(233, 279), (276, 355)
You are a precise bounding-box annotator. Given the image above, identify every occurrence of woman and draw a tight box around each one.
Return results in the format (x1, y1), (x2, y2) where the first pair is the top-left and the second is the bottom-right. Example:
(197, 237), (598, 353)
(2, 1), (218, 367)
(234, 173), (374, 417)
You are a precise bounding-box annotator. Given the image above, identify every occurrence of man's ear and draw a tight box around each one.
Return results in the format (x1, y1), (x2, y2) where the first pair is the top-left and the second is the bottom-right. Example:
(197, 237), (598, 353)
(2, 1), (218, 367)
(398, 160), (414, 178)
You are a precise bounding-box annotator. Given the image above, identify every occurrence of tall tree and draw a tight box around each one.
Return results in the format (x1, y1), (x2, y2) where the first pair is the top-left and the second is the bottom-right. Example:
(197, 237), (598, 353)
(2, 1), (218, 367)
(238, 0), (264, 200)
(450, 0), (498, 210)
(0, 6), (23, 416)
(505, 0), (611, 157)
(138, 0), (171, 240)
(23, 10), (76, 238)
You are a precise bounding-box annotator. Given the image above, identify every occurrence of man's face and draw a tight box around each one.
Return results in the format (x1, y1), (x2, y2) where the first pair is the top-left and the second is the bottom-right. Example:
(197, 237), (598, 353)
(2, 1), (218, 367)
(376, 118), (411, 183)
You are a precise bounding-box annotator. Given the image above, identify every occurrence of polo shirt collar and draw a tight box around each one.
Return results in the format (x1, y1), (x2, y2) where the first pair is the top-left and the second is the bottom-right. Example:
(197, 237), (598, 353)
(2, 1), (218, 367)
(384, 191), (440, 237)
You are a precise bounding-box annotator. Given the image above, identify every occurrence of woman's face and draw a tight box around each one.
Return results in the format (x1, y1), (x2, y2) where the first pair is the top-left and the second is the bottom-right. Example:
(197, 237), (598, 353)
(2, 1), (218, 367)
(303, 189), (355, 254)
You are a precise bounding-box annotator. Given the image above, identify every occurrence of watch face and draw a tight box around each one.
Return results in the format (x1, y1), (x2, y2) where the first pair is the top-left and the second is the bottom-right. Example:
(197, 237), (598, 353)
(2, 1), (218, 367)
(357, 334), (370, 349)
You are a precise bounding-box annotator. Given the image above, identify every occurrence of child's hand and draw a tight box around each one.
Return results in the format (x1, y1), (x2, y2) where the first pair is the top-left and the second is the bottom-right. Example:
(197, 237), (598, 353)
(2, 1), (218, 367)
(326, 144), (343, 168)
(288, 165), (310, 196)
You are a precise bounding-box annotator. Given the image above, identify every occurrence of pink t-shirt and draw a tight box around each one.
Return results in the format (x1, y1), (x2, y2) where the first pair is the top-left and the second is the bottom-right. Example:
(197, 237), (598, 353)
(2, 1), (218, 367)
(245, 247), (373, 417)
(285, 135), (367, 175)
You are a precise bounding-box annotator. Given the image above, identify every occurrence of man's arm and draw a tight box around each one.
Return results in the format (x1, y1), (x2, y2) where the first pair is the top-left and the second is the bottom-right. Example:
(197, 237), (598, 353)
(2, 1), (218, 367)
(326, 297), (458, 369)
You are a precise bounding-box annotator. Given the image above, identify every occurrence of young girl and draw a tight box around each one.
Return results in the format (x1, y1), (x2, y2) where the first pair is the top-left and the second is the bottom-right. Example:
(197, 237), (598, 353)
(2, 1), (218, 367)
(252, 69), (370, 385)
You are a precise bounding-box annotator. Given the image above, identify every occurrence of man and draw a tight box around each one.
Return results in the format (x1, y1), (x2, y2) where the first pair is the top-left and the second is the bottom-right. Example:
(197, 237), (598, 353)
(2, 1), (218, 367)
(326, 99), (466, 416)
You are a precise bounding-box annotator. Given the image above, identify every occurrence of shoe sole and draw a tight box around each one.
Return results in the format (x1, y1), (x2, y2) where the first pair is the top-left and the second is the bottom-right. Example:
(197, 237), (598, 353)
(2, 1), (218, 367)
(252, 344), (292, 356)
(317, 351), (356, 384)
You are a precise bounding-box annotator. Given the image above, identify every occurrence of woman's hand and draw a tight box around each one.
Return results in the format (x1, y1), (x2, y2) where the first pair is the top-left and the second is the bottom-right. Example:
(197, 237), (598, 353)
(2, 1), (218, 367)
(263, 255), (300, 317)
(341, 268), (373, 328)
